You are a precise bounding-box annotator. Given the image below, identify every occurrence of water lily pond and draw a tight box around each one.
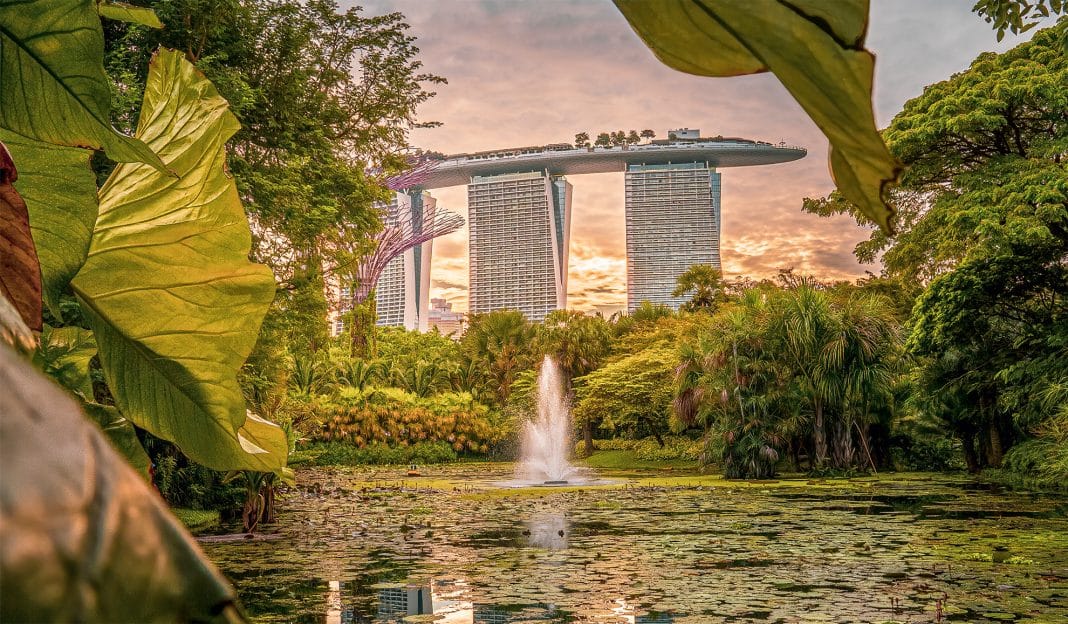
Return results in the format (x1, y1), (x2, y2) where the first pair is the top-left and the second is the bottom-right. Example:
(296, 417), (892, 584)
(199, 465), (1068, 623)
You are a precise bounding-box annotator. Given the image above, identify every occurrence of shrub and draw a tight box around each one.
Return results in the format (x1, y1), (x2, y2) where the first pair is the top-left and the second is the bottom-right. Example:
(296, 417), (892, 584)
(312, 387), (503, 455)
(306, 441), (458, 466)
(580, 436), (703, 461)
(889, 434), (966, 472)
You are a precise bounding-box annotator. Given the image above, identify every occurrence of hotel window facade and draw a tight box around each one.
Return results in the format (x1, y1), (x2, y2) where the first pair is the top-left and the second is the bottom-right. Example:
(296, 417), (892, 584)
(624, 161), (721, 311)
(467, 170), (571, 321)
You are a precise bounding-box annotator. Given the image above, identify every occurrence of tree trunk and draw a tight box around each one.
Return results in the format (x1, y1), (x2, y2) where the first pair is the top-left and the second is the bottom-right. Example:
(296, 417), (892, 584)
(833, 418), (855, 469)
(583, 420), (593, 457)
(961, 435), (980, 473)
(652, 429), (665, 448)
(813, 399), (827, 467)
(987, 421), (1004, 468)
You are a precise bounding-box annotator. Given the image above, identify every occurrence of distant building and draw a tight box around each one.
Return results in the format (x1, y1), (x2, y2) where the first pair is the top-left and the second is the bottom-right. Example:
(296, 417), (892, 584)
(467, 171), (571, 322)
(625, 158), (721, 311)
(427, 297), (465, 336)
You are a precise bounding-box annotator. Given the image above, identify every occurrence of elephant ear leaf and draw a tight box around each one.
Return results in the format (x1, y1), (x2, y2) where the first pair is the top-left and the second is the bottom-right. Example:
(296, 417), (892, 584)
(96, 0), (164, 28)
(0, 142), (42, 331)
(71, 48), (284, 473)
(614, 0), (902, 231)
(0, 0), (166, 171)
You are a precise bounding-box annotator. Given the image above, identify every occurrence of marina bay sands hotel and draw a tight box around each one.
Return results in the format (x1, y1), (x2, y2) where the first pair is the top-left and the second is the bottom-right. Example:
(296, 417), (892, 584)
(361, 129), (805, 332)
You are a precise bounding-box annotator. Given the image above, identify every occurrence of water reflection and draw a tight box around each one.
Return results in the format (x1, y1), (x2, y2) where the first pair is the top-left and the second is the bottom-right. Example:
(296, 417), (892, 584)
(524, 512), (568, 550)
(376, 585), (433, 618)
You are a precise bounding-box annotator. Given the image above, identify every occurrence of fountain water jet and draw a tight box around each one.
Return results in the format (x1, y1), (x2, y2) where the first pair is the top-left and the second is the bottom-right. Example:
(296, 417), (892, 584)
(516, 356), (584, 485)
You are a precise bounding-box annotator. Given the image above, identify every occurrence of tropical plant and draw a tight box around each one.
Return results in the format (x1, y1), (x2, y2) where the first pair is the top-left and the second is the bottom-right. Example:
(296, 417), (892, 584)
(805, 21), (1068, 476)
(672, 264), (729, 312)
(535, 310), (613, 454)
(461, 310), (534, 404)
(335, 357), (384, 391)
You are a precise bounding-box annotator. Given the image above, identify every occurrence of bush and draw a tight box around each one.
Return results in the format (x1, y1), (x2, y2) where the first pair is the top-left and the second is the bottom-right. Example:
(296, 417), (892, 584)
(889, 434), (966, 472)
(313, 387), (503, 454)
(580, 436), (703, 461)
(305, 441), (458, 466)
(998, 438), (1068, 491)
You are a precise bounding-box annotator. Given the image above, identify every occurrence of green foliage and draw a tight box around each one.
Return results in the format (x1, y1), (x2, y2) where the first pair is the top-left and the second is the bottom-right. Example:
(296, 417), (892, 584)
(536, 310), (613, 384)
(671, 264), (728, 312)
(32, 325), (97, 400)
(574, 347), (677, 443)
(675, 282), (901, 478)
(104, 0), (445, 351)
(461, 310), (535, 404)
(583, 437), (704, 462)
(803, 23), (1067, 482)
(890, 435), (965, 473)
(0, 132), (97, 318)
(972, 0), (1066, 41)
(306, 441), (459, 466)
(615, 0), (901, 230)
(0, 0), (165, 170)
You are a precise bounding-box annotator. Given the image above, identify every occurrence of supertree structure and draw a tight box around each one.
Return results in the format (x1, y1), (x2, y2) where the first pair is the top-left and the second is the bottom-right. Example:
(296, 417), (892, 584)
(348, 158), (463, 307)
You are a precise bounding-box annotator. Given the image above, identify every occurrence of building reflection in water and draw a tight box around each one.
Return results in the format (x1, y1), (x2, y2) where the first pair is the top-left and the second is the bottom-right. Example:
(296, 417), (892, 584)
(376, 585), (434, 619)
(473, 604), (557, 622)
(634, 613), (675, 623)
(323, 575), (675, 623)
(524, 512), (568, 550)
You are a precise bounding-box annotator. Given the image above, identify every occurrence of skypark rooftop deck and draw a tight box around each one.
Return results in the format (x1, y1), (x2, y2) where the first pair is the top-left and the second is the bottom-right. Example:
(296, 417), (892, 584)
(417, 138), (806, 189)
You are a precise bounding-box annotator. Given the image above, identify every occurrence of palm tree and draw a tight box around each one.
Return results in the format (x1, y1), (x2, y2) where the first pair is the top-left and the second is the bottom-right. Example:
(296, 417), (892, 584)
(461, 310), (533, 404)
(392, 359), (446, 398)
(335, 358), (383, 391)
(771, 282), (838, 467)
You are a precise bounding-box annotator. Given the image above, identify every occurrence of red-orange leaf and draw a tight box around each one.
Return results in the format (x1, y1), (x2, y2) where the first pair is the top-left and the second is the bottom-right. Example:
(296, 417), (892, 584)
(0, 142), (42, 332)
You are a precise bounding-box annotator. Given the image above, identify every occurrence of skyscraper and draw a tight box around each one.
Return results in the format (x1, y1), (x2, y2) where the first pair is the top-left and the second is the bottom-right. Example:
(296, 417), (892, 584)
(467, 170), (572, 321)
(624, 161), (721, 311)
(374, 191), (437, 331)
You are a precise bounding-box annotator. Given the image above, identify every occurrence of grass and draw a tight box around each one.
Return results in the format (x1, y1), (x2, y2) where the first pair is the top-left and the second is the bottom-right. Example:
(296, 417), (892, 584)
(172, 508), (220, 532)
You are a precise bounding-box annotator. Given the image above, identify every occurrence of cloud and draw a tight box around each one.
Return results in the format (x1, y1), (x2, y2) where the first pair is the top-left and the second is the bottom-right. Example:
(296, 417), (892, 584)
(431, 278), (467, 291)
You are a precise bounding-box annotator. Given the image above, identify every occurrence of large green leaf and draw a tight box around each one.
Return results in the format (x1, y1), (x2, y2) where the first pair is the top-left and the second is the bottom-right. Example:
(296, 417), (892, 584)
(0, 0), (165, 170)
(33, 324), (97, 399)
(96, 0), (163, 28)
(71, 48), (284, 473)
(0, 130), (97, 318)
(0, 344), (244, 623)
(614, 0), (902, 231)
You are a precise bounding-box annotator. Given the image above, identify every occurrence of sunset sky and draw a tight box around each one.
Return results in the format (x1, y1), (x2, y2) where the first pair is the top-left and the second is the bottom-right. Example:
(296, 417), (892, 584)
(355, 0), (1052, 314)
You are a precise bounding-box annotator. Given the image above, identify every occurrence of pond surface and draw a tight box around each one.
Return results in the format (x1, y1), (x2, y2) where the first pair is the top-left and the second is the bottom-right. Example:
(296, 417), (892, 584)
(200, 464), (1068, 623)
